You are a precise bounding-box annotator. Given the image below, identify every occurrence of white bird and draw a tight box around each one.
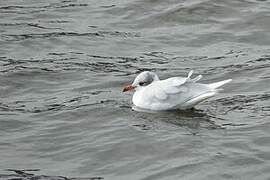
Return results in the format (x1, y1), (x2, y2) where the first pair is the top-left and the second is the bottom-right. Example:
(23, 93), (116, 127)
(123, 70), (232, 111)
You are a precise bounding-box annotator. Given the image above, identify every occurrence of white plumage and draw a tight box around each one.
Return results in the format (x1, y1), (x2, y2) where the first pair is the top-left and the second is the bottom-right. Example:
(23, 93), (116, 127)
(123, 70), (232, 111)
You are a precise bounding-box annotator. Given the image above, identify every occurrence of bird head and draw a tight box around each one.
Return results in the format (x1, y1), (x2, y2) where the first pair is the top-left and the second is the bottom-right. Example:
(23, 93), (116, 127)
(123, 71), (159, 92)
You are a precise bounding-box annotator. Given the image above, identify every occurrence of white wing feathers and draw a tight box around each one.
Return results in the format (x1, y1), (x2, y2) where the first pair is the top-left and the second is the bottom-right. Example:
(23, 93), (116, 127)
(153, 70), (201, 100)
(152, 87), (167, 100)
(187, 70), (193, 79)
(190, 74), (202, 83)
(186, 70), (203, 83)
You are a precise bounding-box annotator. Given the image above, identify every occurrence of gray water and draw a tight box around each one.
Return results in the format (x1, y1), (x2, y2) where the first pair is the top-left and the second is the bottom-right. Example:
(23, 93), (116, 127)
(1, 0), (270, 179)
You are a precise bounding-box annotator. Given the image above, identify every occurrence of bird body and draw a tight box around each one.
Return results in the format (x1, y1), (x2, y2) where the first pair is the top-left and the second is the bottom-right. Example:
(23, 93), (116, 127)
(123, 71), (231, 111)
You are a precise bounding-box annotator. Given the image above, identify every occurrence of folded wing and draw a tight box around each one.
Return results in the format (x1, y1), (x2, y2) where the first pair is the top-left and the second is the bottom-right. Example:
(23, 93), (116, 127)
(147, 71), (231, 110)
(153, 70), (202, 101)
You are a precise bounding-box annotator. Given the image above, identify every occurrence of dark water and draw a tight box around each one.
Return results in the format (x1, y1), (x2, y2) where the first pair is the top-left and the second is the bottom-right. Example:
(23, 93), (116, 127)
(1, 0), (270, 179)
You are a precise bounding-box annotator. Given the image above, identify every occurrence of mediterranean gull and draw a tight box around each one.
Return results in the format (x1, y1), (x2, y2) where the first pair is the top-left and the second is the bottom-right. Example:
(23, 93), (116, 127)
(123, 70), (232, 111)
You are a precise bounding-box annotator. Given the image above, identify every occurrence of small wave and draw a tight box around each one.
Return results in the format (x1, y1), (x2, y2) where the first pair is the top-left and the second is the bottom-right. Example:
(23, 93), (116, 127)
(0, 23), (62, 30)
(200, 56), (270, 77)
(0, 3), (88, 10)
(204, 93), (270, 122)
(2, 169), (103, 180)
(0, 52), (169, 75)
(2, 30), (140, 41)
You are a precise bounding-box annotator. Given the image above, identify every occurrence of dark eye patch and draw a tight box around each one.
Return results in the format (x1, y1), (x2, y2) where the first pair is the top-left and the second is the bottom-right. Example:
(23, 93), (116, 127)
(139, 82), (147, 86)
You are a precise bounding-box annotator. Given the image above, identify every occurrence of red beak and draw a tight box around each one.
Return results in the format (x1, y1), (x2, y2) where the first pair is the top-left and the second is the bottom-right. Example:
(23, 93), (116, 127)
(123, 85), (136, 92)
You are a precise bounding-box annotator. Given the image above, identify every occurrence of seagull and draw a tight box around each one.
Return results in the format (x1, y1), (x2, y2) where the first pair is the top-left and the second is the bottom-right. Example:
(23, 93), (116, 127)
(123, 70), (232, 111)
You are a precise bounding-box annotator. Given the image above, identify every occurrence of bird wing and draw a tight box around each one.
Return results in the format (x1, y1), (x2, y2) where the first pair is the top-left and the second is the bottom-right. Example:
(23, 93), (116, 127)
(151, 70), (202, 101)
(133, 71), (231, 110)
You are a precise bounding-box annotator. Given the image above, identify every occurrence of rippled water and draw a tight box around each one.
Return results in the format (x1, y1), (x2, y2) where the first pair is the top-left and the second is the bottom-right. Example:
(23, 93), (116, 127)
(1, 0), (270, 179)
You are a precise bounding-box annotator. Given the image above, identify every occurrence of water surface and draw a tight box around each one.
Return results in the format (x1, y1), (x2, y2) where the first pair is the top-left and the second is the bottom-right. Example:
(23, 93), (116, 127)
(1, 0), (270, 179)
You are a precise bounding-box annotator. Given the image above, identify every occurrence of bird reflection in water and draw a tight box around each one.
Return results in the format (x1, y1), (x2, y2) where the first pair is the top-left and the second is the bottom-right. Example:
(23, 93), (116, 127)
(131, 106), (224, 133)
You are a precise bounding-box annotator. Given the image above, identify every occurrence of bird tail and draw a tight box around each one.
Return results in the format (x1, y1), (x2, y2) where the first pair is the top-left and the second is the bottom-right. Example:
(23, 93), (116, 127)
(207, 79), (232, 90)
(178, 77), (232, 109)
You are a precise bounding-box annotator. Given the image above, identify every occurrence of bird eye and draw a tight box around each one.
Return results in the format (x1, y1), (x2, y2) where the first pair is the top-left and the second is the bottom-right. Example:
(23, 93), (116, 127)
(139, 82), (146, 86)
